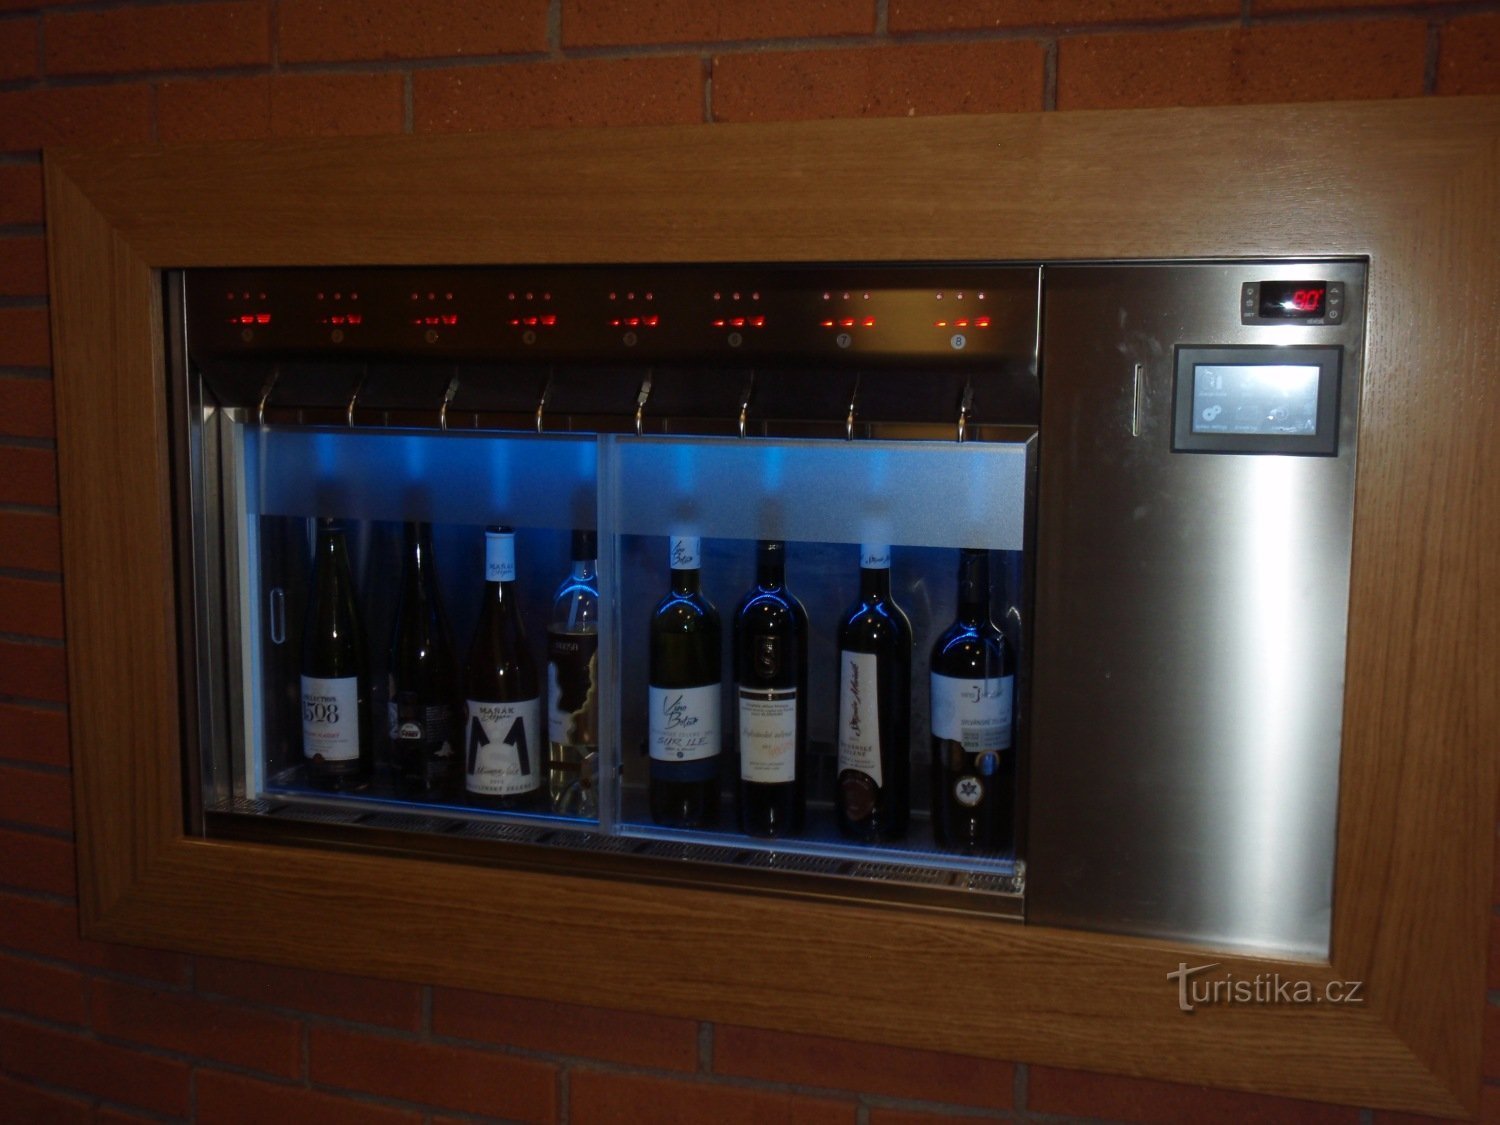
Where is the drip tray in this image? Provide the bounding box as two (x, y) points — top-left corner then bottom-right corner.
(205, 795), (1025, 919)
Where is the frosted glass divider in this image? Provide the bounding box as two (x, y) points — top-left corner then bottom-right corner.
(594, 434), (622, 836)
(603, 435), (1028, 551)
(254, 427), (598, 529)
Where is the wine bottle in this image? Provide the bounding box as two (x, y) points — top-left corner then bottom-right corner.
(300, 518), (372, 791)
(387, 521), (459, 798)
(648, 535), (722, 828)
(835, 544), (911, 841)
(546, 529), (600, 816)
(463, 526), (542, 810)
(733, 540), (807, 837)
(929, 549), (1016, 852)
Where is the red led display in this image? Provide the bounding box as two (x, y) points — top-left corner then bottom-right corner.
(821, 317), (876, 329)
(933, 316), (991, 328)
(510, 315), (558, 328)
(610, 315), (659, 328)
(229, 313), (272, 325)
(412, 315), (459, 327)
(712, 316), (767, 329)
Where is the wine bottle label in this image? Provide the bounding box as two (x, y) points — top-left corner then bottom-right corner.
(930, 672), (1014, 751)
(738, 687), (797, 783)
(859, 545), (891, 569)
(484, 532), (516, 583)
(547, 632), (599, 749)
(388, 698), (456, 752)
(464, 697), (541, 795)
(836, 650), (882, 787)
(669, 536), (701, 570)
(648, 682), (720, 762)
(301, 675), (361, 762)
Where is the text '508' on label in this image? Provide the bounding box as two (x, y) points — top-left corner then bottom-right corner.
(837, 651), (882, 786)
(649, 683), (720, 761)
(739, 687), (797, 783)
(931, 673), (1014, 751)
(465, 697), (540, 795)
(301, 675), (361, 762)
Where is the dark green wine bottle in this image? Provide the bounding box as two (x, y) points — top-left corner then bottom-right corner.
(463, 526), (542, 810)
(834, 544), (911, 842)
(300, 518), (372, 791)
(388, 521), (459, 798)
(648, 535), (722, 828)
(733, 540), (807, 838)
(929, 549), (1015, 853)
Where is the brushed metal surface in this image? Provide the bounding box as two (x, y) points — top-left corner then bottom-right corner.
(1027, 261), (1365, 958)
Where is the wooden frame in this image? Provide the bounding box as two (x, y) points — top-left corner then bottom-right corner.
(45, 97), (1498, 1117)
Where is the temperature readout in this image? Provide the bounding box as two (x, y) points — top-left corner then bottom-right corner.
(1258, 280), (1327, 319)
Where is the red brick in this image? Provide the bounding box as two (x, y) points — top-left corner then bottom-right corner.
(0, 512), (61, 574)
(1254, 0), (1450, 10)
(570, 1069), (855, 1125)
(0, 893), (187, 983)
(158, 76), (273, 144)
(198, 1069), (425, 1125)
(1028, 1065), (1360, 1124)
(0, 238), (47, 298)
(0, 825), (73, 895)
(90, 978), (302, 1078)
(1057, 20), (1427, 110)
(0, 1073), (90, 1125)
(0, 17), (37, 81)
(94, 1110), (169, 1125)
(44, 2), (270, 76)
(413, 56), (703, 132)
(0, 377), (53, 439)
(0, 164), (43, 225)
(0, 447), (56, 507)
(869, 1111), (979, 1125)
(0, 638), (67, 703)
(158, 72), (406, 143)
(270, 72), (405, 137)
(712, 41), (1046, 123)
(562, 0), (873, 47)
(0, 576), (64, 640)
(309, 1025), (557, 1121)
(0, 763), (70, 830)
(714, 1024), (1011, 1107)
(1438, 13), (1500, 96)
(890, 0), (1237, 30)
(0, 307), (50, 368)
(279, 0), (548, 63)
(0, 702), (68, 766)
(0, 85), (152, 151)
(0, 1016), (190, 1116)
(196, 955), (423, 1030)
(0, 949), (86, 1024)
(432, 986), (698, 1070)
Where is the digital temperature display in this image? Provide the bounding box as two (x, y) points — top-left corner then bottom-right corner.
(1258, 280), (1327, 319)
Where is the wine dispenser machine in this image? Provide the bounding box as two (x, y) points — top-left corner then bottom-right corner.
(173, 260), (1364, 958)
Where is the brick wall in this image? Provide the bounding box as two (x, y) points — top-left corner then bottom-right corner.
(2, 2), (1498, 1122)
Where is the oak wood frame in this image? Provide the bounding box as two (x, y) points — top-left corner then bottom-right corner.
(45, 97), (1498, 1117)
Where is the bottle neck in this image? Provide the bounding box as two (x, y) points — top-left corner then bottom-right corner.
(755, 541), (785, 589)
(570, 557), (597, 582)
(671, 567), (702, 595)
(955, 550), (991, 626)
(402, 523), (436, 592)
(858, 565), (892, 601)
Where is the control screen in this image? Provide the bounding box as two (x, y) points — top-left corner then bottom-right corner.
(1190, 364), (1320, 436)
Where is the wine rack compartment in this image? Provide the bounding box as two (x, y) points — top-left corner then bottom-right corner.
(176, 265), (1041, 919)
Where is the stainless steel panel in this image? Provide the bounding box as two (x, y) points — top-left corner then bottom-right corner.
(1027, 261), (1365, 958)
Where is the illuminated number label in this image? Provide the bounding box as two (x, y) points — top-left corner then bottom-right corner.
(1293, 288), (1324, 312)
